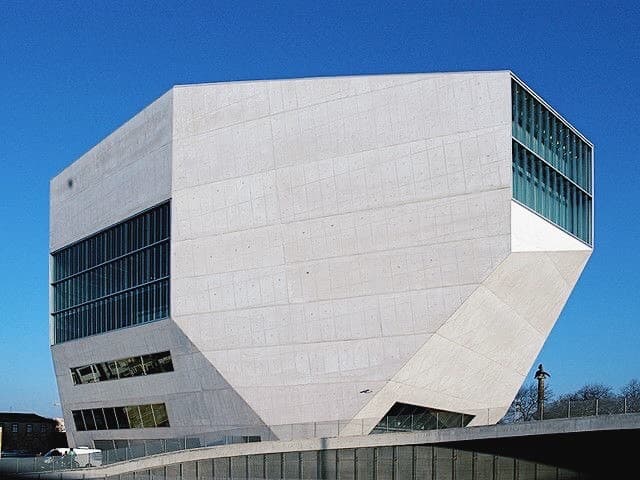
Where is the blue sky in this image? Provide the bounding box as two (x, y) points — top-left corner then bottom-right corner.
(0, 1), (638, 418)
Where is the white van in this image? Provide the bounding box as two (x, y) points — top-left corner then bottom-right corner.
(43, 446), (102, 468)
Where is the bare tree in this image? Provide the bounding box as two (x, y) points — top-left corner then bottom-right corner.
(502, 382), (553, 423)
(559, 383), (613, 401)
(620, 379), (640, 398)
(621, 379), (640, 412)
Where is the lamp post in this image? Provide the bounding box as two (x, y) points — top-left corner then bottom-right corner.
(534, 364), (550, 420)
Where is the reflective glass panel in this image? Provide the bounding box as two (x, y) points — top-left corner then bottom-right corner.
(93, 408), (106, 430)
(139, 404), (155, 428)
(83, 410), (96, 431)
(51, 202), (170, 343)
(114, 407), (130, 429)
(104, 407), (118, 430)
(141, 351), (174, 375)
(72, 403), (169, 431)
(511, 79), (592, 245)
(72, 410), (86, 431)
(116, 356), (144, 378)
(126, 406), (143, 429)
(371, 403), (473, 433)
(151, 404), (170, 427)
(70, 351), (173, 385)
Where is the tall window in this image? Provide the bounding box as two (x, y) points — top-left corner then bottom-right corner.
(51, 202), (170, 343)
(511, 80), (593, 245)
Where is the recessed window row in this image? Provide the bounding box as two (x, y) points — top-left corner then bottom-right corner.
(53, 279), (169, 343)
(513, 141), (592, 245)
(51, 202), (170, 344)
(72, 403), (170, 431)
(512, 79), (592, 193)
(53, 202), (170, 282)
(53, 242), (169, 313)
(71, 351), (174, 385)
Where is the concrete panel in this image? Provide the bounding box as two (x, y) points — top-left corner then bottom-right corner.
(50, 91), (173, 251)
(511, 201), (591, 252)
(348, 248), (592, 431)
(51, 319), (269, 447)
(169, 71), (514, 430)
(51, 71), (593, 444)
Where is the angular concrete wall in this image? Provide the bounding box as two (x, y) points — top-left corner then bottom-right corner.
(49, 91), (173, 252)
(169, 72), (515, 432)
(51, 72), (592, 446)
(51, 319), (271, 448)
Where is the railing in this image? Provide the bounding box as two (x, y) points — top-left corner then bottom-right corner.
(0, 454), (102, 475)
(539, 396), (640, 420)
(501, 396), (640, 423)
(0, 414), (479, 474)
(2, 398), (638, 474)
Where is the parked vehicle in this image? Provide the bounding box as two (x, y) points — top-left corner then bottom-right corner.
(42, 447), (101, 468)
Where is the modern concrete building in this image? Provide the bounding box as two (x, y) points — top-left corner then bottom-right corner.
(49, 71), (593, 449)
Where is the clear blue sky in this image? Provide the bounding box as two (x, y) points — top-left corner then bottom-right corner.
(0, 1), (638, 418)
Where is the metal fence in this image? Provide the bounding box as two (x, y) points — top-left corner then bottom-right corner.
(504, 396), (640, 422)
(543, 396), (640, 419)
(0, 453), (102, 475)
(2, 397), (639, 475)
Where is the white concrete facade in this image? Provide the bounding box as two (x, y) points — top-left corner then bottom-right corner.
(50, 71), (592, 447)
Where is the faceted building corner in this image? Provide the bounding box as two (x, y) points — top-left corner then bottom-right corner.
(49, 71), (593, 448)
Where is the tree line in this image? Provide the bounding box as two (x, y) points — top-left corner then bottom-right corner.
(502, 378), (640, 423)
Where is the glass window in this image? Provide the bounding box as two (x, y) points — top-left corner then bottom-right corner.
(139, 404), (155, 428)
(114, 407), (130, 429)
(372, 403), (473, 433)
(126, 406), (143, 429)
(511, 79), (592, 198)
(11, 423), (18, 433)
(152, 404), (170, 427)
(83, 410), (97, 431)
(116, 356), (144, 378)
(72, 411), (85, 431)
(104, 408), (118, 430)
(93, 409), (107, 430)
(75, 365), (96, 384)
(511, 140), (592, 245)
(26, 424), (32, 433)
(94, 361), (119, 382)
(71, 351), (173, 385)
(71, 404), (169, 431)
(51, 202), (170, 343)
(141, 351), (174, 375)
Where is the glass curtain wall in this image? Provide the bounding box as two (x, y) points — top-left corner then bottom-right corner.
(51, 202), (170, 343)
(511, 79), (593, 245)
